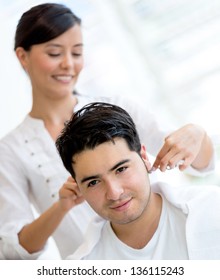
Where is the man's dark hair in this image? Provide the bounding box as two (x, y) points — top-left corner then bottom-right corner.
(56, 102), (141, 178)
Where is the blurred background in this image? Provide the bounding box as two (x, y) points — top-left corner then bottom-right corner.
(0, 0), (220, 258)
(1, 0), (220, 177)
(1, 0), (219, 184)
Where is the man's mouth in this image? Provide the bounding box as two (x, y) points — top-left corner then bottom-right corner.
(110, 198), (132, 211)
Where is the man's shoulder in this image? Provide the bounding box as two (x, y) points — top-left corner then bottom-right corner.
(66, 216), (106, 260)
(152, 182), (220, 210)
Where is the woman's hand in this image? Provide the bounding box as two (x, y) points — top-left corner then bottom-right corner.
(151, 124), (213, 172)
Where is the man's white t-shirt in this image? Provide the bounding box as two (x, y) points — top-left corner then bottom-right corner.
(73, 196), (189, 260)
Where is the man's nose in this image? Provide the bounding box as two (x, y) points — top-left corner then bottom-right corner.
(106, 180), (124, 201)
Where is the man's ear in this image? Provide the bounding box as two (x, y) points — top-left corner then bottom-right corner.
(15, 47), (29, 72)
(140, 144), (151, 172)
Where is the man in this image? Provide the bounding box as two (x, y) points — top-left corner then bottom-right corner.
(56, 102), (220, 259)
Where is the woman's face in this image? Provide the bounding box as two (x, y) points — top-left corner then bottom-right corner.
(16, 24), (83, 100)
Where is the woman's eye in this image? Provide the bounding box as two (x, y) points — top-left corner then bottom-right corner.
(72, 53), (82, 57)
(88, 180), (99, 187)
(48, 53), (60, 57)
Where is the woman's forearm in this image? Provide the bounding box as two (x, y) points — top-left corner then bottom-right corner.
(191, 131), (214, 170)
(18, 201), (67, 253)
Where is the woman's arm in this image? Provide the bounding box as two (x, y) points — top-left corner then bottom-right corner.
(18, 177), (84, 253)
(151, 124), (214, 172)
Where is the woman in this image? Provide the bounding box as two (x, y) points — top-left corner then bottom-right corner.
(0, 3), (214, 259)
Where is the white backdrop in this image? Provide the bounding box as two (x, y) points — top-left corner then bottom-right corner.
(0, 0), (220, 260)
(1, 0), (220, 139)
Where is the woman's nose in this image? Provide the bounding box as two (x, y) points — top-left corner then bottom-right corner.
(60, 53), (74, 69)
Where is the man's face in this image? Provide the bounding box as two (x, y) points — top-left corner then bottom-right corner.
(73, 138), (151, 226)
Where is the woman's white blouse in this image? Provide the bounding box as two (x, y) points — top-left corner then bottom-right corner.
(0, 94), (214, 259)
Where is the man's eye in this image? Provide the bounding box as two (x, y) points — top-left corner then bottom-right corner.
(116, 166), (127, 173)
(88, 180), (99, 187)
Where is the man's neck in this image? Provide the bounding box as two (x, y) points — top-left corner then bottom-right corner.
(111, 193), (162, 249)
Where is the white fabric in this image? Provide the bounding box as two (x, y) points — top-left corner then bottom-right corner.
(0, 94), (214, 259)
(68, 183), (220, 260)
(72, 197), (188, 260)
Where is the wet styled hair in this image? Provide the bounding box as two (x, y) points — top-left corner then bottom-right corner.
(56, 102), (142, 178)
(14, 3), (81, 50)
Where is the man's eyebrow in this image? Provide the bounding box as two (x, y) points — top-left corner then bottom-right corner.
(81, 175), (99, 184)
(109, 159), (130, 172)
(80, 159), (130, 184)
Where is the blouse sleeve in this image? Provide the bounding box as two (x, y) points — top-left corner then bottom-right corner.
(0, 141), (48, 259)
